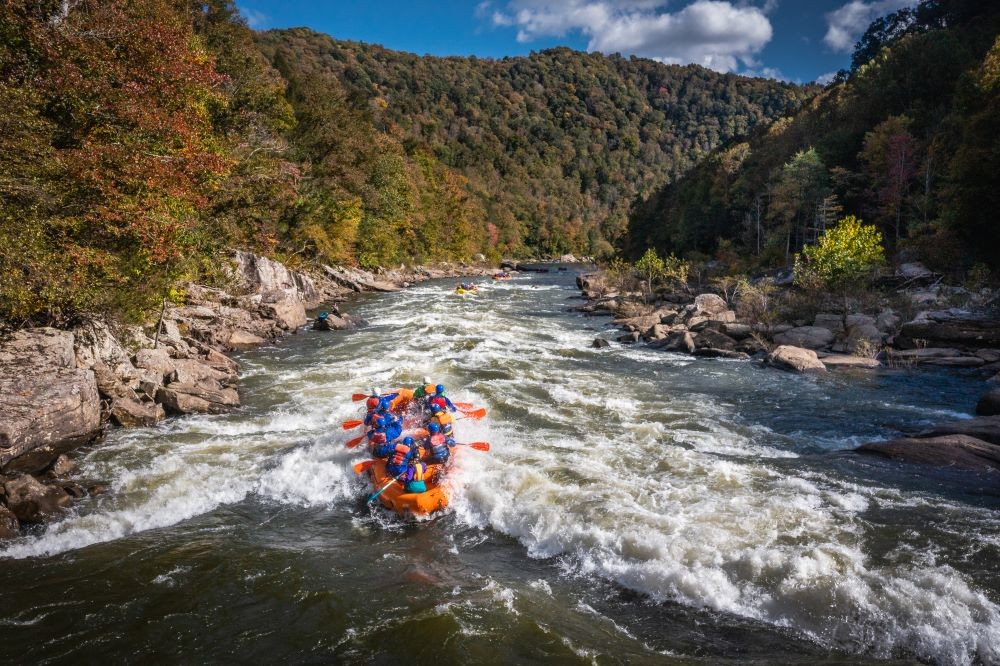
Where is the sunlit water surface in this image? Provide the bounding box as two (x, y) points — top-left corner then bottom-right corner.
(2, 269), (998, 665)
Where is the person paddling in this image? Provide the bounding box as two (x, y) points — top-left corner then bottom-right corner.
(422, 422), (450, 464)
(375, 436), (425, 492)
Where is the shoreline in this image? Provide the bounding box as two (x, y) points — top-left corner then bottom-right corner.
(0, 254), (497, 539)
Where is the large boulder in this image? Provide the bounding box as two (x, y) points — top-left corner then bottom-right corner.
(260, 299), (307, 332)
(652, 330), (696, 354)
(856, 435), (1000, 473)
(917, 416), (1000, 446)
(694, 293), (728, 316)
(134, 348), (176, 382)
(694, 329), (737, 351)
(156, 382), (239, 415)
(227, 330), (267, 351)
(842, 323), (883, 353)
(72, 320), (138, 387)
(1, 329), (102, 474)
(977, 390), (1000, 417)
(897, 262), (935, 280)
(766, 345), (827, 373)
(110, 398), (166, 427)
(773, 326), (835, 350)
(820, 354), (880, 369)
(234, 251), (322, 308)
(900, 309), (1000, 349)
(3, 475), (72, 523)
(0, 505), (18, 540)
(170, 358), (236, 388)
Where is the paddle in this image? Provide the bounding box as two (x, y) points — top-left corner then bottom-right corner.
(455, 441), (490, 452)
(342, 419), (363, 430)
(454, 402), (474, 409)
(353, 460), (375, 474)
(351, 393), (368, 402)
(456, 408), (487, 421)
(368, 470), (407, 504)
(345, 433), (366, 448)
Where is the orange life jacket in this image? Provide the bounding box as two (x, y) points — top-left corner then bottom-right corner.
(389, 443), (412, 466)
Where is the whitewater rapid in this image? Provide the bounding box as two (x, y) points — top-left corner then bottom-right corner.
(3, 274), (999, 665)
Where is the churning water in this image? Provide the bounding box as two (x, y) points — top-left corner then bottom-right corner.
(2, 269), (999, 665)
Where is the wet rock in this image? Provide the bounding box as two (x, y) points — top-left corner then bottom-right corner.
(693, 348), (750, 360)
(889, 347), (964, 360)
(766, 345), (827, 373)
(979, 390), (1000, 417)
(312, 313), (350, 331)
(694, 329), (737, 351)
(617, 331), (641, 344)
(49, 454), (76, 477)
(918, 416), (1000, 446)
(736, 337), (769, 355)
(819, 355), (880, 369)
(856, 435), (1000, 473)
(645, 323), (670, 341)
(773, 326), (835, 350)
(694, 293), (728, 316)
(921, 357), (985, 368)
(591, 338), (611, 349)
(654, 331), (696, 354)
(88, 484), (110, 497)
(3, 475), (72, 523)
(0, 505), (19, 540)
(155, 383), (240, 415)
(0, 365), (101, 475)
(61, 482), (87, 499)
(111, 397), (166, 427)
(227, 330), (267, 351)
(260, 299), (307, 332)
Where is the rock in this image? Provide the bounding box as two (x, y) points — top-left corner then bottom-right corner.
(49, 454), (76, 477)
(203, 348), (239, 374)
(322, 265), (400, 293)
(694, 329), (737, 351)
(876, 309), (902, 333)
(694, 293), (728, 316)
(657, 331), (696, 354)
(766, 345), (827, 373)
(921, 357), (986, 368)
(900, 309), (1000, 349)
(693, 348), (750, 360)
(721, 323), (752, 340)
(857, 435), (1000, 473)
(975, 349), (1000, 363)
(842, 324), (883, 353)
(773, 326), (835, 350)
(0, 505), (18, 540)
(3, 475), (72, 523)
(0, 327), (75, 369)
(88, 484), (110, 497)
(813, 314), (845, 332)
(710, 310), (737, 324)
(170, 358), (236, 387)
(889, 347), (964, 360)
(134, 348), (176, 380)
(976, 389), (1000, 416)
(260, 299), (307, 331)
(591, 338), (611, 349)
(897, 262), (934, 280)
(155, 382), (240, 415)
(235, 250), (321, 308)
(617, 331), (641, 344)
(111, 398), (166, 427)
(227, 330), (267, 351)
(820, 355), (881, 369)
(918, 416), (1000, 446)
(0, 367), (101, 475)
(559, 254), (577, 263)
(72, 319), (138, 387)
(737, 337), (769, 355)
(646, 323), (670, 341)
(92, 362), (132, 399)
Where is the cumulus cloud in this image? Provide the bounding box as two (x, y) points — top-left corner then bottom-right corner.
(489, 1), (775, 73)
(815, 70), (838, 84)
(239, 6), (269, 29)
(823, 0), (914, 52)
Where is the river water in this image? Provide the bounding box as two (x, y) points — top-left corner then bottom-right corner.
(2, 269), (999, 665)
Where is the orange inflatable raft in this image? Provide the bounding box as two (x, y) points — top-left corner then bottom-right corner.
(368, 456), (451, 516)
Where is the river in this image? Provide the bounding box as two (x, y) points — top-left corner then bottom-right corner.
(2, 268), (999, 665)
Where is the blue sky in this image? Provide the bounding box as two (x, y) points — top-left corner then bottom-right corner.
(235, 0), (914, 83)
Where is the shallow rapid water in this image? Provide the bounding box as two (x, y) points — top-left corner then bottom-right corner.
(2, 269), (999, 665)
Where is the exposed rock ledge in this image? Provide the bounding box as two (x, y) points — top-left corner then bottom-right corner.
(0, 253), (491, 538)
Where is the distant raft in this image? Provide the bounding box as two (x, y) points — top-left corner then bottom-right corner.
(455, 285), (478, 294)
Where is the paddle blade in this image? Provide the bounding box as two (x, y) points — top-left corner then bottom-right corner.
(467, 442), (490, 452)
(351, 393), (368, 402)
(342, 419), (363, 430)
(346, 434), (366, 448)
(464, 408), (487, 420)
(353, 460), (375, 474)
(454, 402), (475, 410)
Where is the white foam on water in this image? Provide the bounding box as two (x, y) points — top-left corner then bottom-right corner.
(3, 275), (998, 665)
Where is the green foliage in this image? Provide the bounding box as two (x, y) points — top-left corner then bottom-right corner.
(627, 0), (1000, 273)
(793, 216), (885, 292)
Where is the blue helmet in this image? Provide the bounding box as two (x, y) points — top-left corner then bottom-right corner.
(428, 422), (440, 434)
(378, 397), (392, 410)
(403, 436), (414, 445)
(435, 384), (445, 395)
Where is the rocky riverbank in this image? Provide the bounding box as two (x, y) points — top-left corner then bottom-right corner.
(0, 254), (493, 539)
(574, 267), (1000, 482)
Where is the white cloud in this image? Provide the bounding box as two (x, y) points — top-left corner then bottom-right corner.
(815, 70), (838, 84)
(489, 1), (775, 73)
(240, 6), (269, 29)
(822, 0), (913, 52)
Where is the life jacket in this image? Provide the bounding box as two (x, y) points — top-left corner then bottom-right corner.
(429, 433), (448, 459)
(410, 461), (425, 481)
(433, 412), (454, 436)
(389, 443), (412, 467)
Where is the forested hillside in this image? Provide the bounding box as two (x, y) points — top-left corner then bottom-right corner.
(257, 30), (811, 261)
(0, 0), (808, 327)
(626, 0), (1000, 274)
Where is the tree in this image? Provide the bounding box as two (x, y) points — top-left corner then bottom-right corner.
(634, 249), (665, 301)
(768, 148), (829, 257)
(860, 116), (918, 243)
(794, 215), (885, 323)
